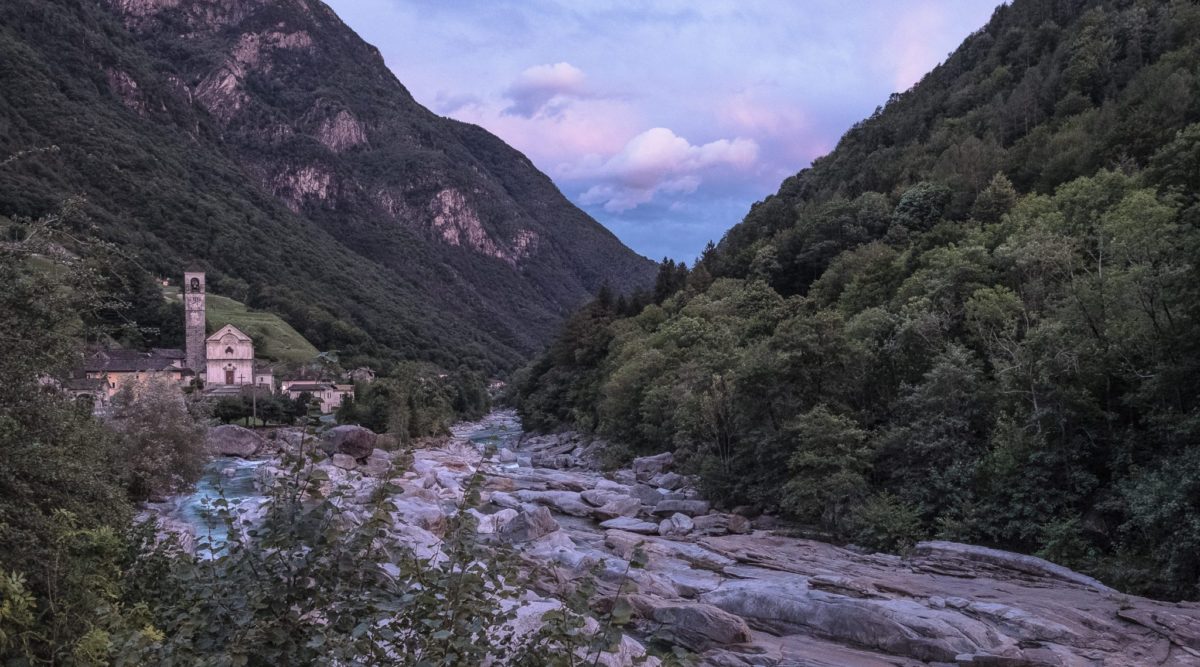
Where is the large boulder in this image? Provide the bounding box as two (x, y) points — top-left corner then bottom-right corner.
(499, 506), (560, 542)
(320, 425), (378, 459)
(207, 424), (264, 458)
(659, 513), (695, 537)
(632, 452), (673, 481)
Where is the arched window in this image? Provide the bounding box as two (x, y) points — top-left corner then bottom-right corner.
(225, 347), (234, 355)
(190, 277), (200, 292)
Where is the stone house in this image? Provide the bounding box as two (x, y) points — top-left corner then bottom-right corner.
(78, 348), (193, 399)
(282, 380), (353, 414)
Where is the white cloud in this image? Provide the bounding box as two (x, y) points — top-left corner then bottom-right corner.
(571, 127), (757, 212)
(503, 62), (588, 118)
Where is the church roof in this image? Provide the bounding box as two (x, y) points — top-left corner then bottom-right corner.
(206, 324), (252, 342)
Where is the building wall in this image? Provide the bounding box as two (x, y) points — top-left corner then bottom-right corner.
(88, 369), (187, 398)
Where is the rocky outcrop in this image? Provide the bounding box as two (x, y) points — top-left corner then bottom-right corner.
(206, 424), (264, 457)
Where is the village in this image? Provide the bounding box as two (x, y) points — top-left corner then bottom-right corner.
(57, 269), (370, 420)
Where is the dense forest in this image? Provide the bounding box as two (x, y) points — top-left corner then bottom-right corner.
(516, 0), (1200, 599)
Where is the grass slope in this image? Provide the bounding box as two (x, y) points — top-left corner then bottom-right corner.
(165, 287), (318, 363)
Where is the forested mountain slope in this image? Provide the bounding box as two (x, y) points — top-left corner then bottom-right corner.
(0, 0), (653, 371)
(516, 0), (1200, 599)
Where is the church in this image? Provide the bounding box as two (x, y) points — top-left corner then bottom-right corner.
(184, 269), (273, 391)
(66, 269), (273, 406)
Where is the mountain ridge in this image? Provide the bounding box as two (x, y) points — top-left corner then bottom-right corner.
(0, 0), (655, 371)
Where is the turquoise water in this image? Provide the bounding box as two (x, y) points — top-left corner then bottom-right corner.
(460, 411), (522, 449)
(169, 457), (268, 556)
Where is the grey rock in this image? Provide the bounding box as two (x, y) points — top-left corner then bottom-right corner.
(514, 489), (593, 517)
(331, 453), (357, 470)
(692, 513), (753, 536)
(498, 447), (518, 463)
(320, 425), (378, 459)
(911, 541), (1115, 593)
(652, 499), (711, 517)
(581, 488), (626, 507)
(632, 452), (673, 481)
(626, 595), (752, 650)
(650, 471), (685, 490)
(629, 484), (665, 506)
(599, 517), (660, 535)
(206, 424), (264, 458)
(659, 512), (695, 537)
(360, 449), (393, 477)
(499, 505), (560, 542)
(592, 496), (642, 521)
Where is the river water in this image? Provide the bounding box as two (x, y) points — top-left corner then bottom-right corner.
(169, 410), (525, 555)
(163, 457), (268, 556)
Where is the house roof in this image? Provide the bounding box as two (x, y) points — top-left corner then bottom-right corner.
(81, 349), (184, 372)
(207, 324), (251, 342)
(285, 383), (332, 392)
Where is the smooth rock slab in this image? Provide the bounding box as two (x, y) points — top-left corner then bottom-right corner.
(626, 594), (753, 650)
(599, 517), (660, 535)
(514, 489), (593, 517)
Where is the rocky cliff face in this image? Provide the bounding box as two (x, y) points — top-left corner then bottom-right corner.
(0, 0), (653, 370)
(106, 0), (651, 287)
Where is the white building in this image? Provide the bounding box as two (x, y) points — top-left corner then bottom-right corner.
(206, 324), (255, 386)
(282, 380), (354, 413)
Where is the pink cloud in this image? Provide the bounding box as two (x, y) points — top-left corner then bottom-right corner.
(504, 62), (588, 117)
(570, 127), (758, 212)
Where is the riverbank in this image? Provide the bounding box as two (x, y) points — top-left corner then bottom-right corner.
(153, 411), (1200, 665)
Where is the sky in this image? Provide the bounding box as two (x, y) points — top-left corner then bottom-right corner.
(324, 0), (1004, 262)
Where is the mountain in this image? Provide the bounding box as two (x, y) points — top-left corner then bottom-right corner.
(0, 0), (654, 372)
(515, 0), (1200, 599)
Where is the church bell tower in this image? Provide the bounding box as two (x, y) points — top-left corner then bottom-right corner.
(184, 268), (206, 373)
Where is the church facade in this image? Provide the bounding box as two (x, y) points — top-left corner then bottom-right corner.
(205, 324), (255, 386)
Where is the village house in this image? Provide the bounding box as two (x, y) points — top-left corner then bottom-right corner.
(77, 348), (193, 399)
(282, 379), (353, 414)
